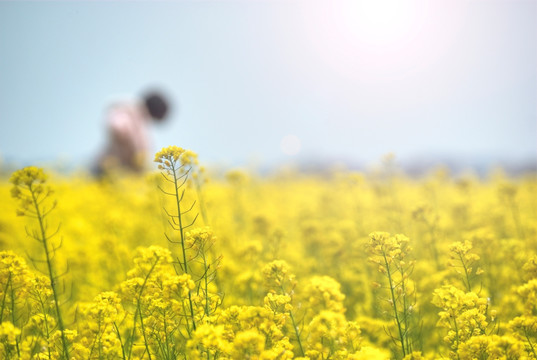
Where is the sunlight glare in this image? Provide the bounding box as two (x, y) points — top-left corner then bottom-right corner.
(300, 0), (431, 81)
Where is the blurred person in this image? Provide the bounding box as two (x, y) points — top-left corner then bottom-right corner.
(93, 90), (170, 176)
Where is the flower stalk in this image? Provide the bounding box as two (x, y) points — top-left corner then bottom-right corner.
(10, 167), (70, 360)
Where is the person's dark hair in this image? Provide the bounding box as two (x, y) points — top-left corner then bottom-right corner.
(143, 91), (169, 121)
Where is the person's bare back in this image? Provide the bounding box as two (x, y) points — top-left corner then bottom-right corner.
(93, 90), (170, 176)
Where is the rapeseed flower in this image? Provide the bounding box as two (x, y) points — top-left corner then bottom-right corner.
(1, 148), (535, 359)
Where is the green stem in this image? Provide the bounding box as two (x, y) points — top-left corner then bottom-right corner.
(138, 304), (152, 360)
(171, 162), (196, 332)
(113, 322), (127, 360)
(37, 293), (53, 360)
(171, 164), (189, 276)
(525, 331), (537, 359)
(181, 298), (193, 339)
(289, 310), (305, 357)
(400, 265), (411, 355)
(203, 254), (210, 318)
(10, 283), (21, 358)
(0, 272), (12, 323)
(163, 313), (171, 360)
(280, 284), (304, 357)
(88, 317), (104, 360)
(126, 257), (159, 360)
(458, 253), (472, 293)
(30, 185), (70, 360)
(382, 252), (406, 358)
(452, 317), (461, 360)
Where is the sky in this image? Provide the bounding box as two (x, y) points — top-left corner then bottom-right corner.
(0, 0), (536, 171)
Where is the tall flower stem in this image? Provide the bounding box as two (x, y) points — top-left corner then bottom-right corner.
(30, 185), (70, 360)
(0, 273), (11, 323)
(126, 257), (159, 360)
(171, 162), (197, 332)
(382, 252), (407, 358)
(367, 232), (417, 359)
(277, 283), (304, 357)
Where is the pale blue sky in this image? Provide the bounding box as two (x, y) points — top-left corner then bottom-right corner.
(1, 0), (536, 170)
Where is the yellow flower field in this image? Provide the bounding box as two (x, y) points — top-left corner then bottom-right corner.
(0, 146), (536, 359)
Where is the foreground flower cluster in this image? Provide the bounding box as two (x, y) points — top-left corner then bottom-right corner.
(0, 147), (535, 359)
